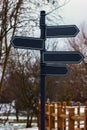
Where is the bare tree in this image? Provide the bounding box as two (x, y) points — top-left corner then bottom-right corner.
(3, 50), (40, 127)
(0, 0), (23, 96)
(67, 23), (87, 102)
(0, 0), (70, 99)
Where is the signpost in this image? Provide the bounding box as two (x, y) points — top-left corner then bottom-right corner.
(11, 36), (44, 50)
(10, 10), (84, 130)
(46, 25), (79, 38)
(43, 51), (84, 64)
(40, 11), (46, 130)
(43, 65), (68, 76)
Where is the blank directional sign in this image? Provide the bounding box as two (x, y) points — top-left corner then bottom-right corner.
(43, 51), (84, 64)
(46, 25), (79, 38)
(11, 36), (44, 50)
(43, 65), (68, 76)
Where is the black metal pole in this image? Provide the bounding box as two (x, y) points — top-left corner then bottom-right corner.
(40, 11), (46, 130)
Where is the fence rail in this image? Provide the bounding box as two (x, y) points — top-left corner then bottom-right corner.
(38, 101), (87, 130)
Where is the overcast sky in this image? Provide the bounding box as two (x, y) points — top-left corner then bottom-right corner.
(52, 0), (87, 50)
(61, 0), (87, 25)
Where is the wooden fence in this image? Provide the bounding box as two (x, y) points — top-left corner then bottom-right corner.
(38, 101), (87, 130)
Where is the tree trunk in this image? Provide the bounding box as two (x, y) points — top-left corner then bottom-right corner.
(15, 108), (19, 121)
(26, 110), (32, 128)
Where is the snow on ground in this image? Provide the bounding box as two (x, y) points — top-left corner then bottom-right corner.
(19, 128), (38, 130)
(0, 127), (38, 130)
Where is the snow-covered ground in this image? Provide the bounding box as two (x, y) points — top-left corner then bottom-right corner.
(19, 128), (38, 130)
(0, 125), (38, 130)
(0, 127), (38, 130)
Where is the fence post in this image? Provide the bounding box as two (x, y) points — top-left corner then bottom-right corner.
(63, 102), (67, 130)
(69, 101), (73, 106)
(69, 107), (74, 130)
(57, 103), (63, 130)
(84, 108), (87, 130)
(77, 102), (80, 129)
(50, 102), (55, 130)
(45, 102), (50, 129)
(84, 102), (87, 130)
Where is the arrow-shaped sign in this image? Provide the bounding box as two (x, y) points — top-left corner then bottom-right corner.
(42, 65), (68, 76)
(46, 25), (79, 38)
(11, 36), (44, 50)
(43, 51), (84, 64)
